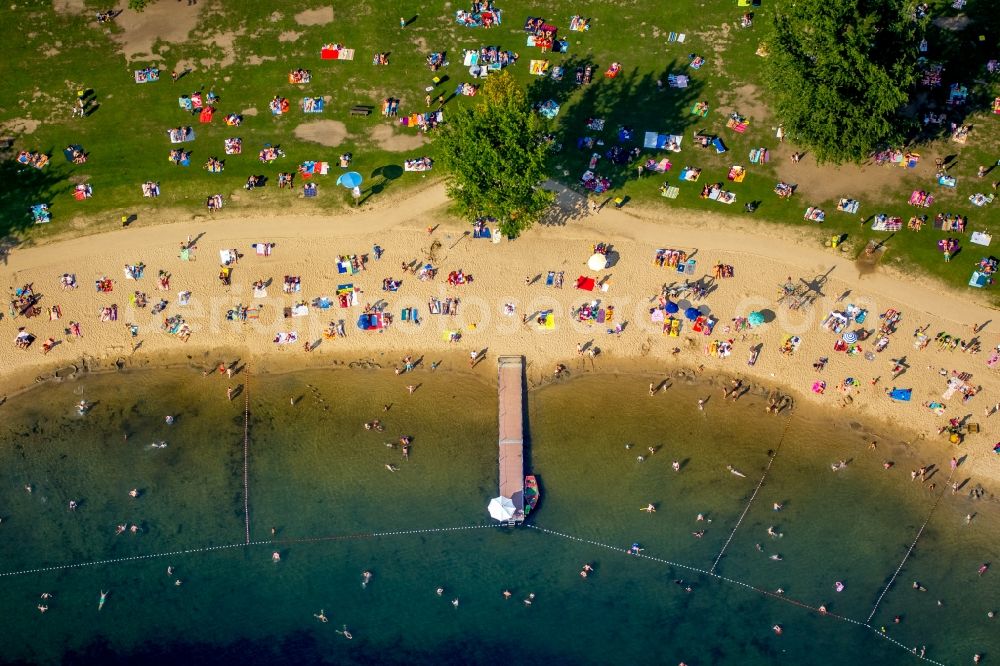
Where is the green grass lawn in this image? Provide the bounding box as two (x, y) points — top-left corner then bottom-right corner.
(1, 0), (997, 299)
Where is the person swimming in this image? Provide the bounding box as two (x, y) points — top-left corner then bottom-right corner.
(436, 587), (444, 597)
(503, 590), (512, 599)
(98, 590), (109, 611)
(336, 624), (352, 640)
(272, 552), (281, 563)
(165, 415), (174, 425)
(314, 609), (328, 623)
(773, 502), (783, 511)
(727, 465), (746, 477)
(769, 554), (783, 561)
(451, 598), (460, 608)
(641, 504), (656, 513)
(361, 570), (372, 588)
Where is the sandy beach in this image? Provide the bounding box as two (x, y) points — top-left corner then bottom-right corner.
(2, 184), (998, 478)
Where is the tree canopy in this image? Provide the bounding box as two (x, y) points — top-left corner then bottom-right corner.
(435, 71), (553, 238)
(766, 0), (924, 164)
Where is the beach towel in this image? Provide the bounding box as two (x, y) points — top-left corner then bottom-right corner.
(575, 276), (596, 291)
(837, 198), (860, 214)
(889, 388), (912, 401)
(302, 97), (325, 113)
(712, 137), (727, 154)
(661, 186), (680, 199)
(970, 232), (992, 247)
(643, 132), (683, 152)
(529, 60), (549, 75)
(168, 127), (195, 143)
(321, 46), (354, 60)
(666, 32), (686, 43)
(667, 74), (689, 88)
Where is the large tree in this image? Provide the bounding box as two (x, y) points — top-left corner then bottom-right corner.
(766, 0), (924, 163)
(435, 71), (553, 238)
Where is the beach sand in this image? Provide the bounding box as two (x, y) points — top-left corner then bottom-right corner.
(2, 183), (997, 480)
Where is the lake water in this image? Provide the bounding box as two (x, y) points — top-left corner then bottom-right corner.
(1, 364), (996, 665)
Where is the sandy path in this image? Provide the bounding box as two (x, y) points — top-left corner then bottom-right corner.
(2, 182), (997, 483)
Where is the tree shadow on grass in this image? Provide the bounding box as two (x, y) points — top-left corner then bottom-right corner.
(0, 159), (73, 251)
(907, 0), (999, 141)
(533, 61), (704, 194)
(360, 164), (405, 204)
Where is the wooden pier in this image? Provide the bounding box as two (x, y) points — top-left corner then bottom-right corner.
(497, 356), (525, 522)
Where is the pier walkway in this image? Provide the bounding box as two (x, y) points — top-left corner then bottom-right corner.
(497, 356), (525, 522)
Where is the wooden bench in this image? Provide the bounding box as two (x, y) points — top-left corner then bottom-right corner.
(350, 106), (372, 117)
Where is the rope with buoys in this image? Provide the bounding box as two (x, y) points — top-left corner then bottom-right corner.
(711, 416), (793, 573)
(528, 523), (948, 666)
(865, 468), (955, 624)
(242, 362), (251, 545)
(0, 524), (502, 579)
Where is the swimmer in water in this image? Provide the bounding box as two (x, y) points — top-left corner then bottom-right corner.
(167, 567), (174, 576)
(128, 489), (139, 498)
(272, 552), (281, 563)
(692, 530), (705, 538)
(362, 570), (372, 588)
(436, 587), (444, 597)
(314, 609), (328, 623)
(115, 524), (126, 535)
(773, 502), (783, 511)
(524, 593), (535, 606)
(38, 604), (48, 613)
(40, 593), (53, 599)
(451, 598), (459, 608)
(503, 590), (512, 599)
(769, 554), (783, 561)
(583, 564), (594, 573)
(98, 590), (109, 611)
(696, 513), (705, 521)
(336, 625), (353, 640)
(672, 460), (681, 472)
(641, 504), (656, 513)
(165, 415), (174, 425)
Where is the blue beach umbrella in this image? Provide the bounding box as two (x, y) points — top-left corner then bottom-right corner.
(748, 311), (764, 327)
(665, 301), (679, 314)
(337, 171), (363, 189)
(684, 307), (701, 321)
(842, 331), (858, 344)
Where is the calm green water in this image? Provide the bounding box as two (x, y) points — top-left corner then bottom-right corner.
(0, 365), (997, 665)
